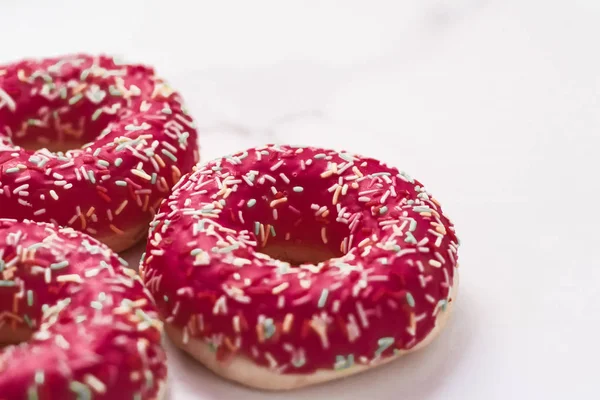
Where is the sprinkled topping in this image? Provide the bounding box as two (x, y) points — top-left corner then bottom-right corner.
(0, 54), (199, 251)
(0, 219), (167, 399)
(143, 144), (459, 378)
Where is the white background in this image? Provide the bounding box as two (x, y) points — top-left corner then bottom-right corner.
(2, 1), (600, 399)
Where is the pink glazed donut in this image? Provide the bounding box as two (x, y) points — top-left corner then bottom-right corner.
(0, 54), (199, 252)
(141, 144), (460, 390)
(0, 219), (167, 400)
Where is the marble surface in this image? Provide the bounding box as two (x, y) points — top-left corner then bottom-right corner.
(2, 1), (600, 399)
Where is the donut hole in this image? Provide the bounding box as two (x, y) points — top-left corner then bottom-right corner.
(253, 218), (350, 265)
(13, 137), (85, 153)
(11, 134), (90, 153)
(259, 242), (341, 265)
(0, 325), (32, 347)
(6, 110), (111, 153)
(233, 188), (355, 265)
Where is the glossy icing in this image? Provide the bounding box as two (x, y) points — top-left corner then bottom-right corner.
(142, 144), (459, 374)
(0, 54), (199, 247)
(0, 219), (166, 399)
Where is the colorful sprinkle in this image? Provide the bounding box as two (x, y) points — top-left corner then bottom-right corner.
(0, 54), (198, 253)
(141, 144), (459, 382)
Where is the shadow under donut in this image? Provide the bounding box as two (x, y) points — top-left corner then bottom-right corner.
(163, 287), (477, 400)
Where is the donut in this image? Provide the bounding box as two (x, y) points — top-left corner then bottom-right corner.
(141, 144), (460, 390)
(0, 54), (199, 252)
(0, 218), (167, 399)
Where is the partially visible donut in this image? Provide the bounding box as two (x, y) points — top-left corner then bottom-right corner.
(141, 144), (460, 390)
(0, 219), (167, 399)
(0, 54), (199, 252)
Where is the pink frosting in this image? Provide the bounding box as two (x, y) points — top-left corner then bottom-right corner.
(142, 145), (459, 375)
(0, 54), (199, 243)
(0, 219), (166, 399)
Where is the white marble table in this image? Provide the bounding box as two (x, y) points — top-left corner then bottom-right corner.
(2, 1), (599, 399)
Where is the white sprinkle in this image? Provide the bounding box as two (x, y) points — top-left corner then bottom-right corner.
(233, 315), (241, 333)
(212, 295), (228, 315)
(272, 282), (289, 294)
(0, 87), (16, 111)
(84, 374), (107, 394)
(12, 184), (29, 194)
(279, 173), (290, 184)
(356, 301), (369, 328)
(182, 327), (189, 344)
(332, 300), (341, 313)
(270, 160), (284, 171)
(57, 274), (83, 283)
(381, 190), (391, 204)
(263, 174), (276, 183)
